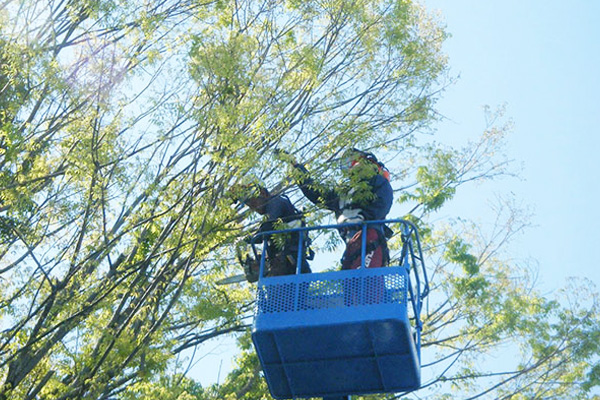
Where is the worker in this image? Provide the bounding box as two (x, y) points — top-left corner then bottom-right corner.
(235, 183), (312, 281)
(284, 148), (393, 270)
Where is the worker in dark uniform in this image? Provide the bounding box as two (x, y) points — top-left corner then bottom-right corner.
(285, 148), (393, 271)
(236, 184), (312, 281)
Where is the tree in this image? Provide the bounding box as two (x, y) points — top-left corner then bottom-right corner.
(1, 1), (598, 400)
(200, 110), (600, 400)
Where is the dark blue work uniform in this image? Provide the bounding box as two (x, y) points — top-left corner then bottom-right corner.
(293, 163), (392, 230)
(292, 161), (393, 269)
(258, 194), (312, 276)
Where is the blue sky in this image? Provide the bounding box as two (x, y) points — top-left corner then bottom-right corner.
(422, 0), (600, 292)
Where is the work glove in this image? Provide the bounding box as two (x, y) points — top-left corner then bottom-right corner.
(337, 209), (365, 225)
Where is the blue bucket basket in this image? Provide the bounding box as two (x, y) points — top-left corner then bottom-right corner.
(251, 220), (428, 399)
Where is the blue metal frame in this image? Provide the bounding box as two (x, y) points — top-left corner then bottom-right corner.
(251, 218), (429, 366)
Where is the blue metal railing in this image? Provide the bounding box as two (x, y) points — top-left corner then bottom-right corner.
(250, 218), (429, 346)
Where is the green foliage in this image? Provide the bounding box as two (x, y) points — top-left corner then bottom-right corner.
(444, 237), (479, 275)
(122, 374), (204, 400)
(399, 147), (458, 212)
(206, 331), (270, 400)
(0, 38), (43, 243)
(1, 1), (598, 400)
(420, 217), (600, 399)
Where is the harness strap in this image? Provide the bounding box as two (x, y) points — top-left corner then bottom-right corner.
(343, 228), (389, 268)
